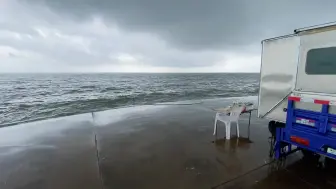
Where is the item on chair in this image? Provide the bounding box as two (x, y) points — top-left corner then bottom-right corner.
(214, 101), (254, 114)
(213, 105), (245, 140)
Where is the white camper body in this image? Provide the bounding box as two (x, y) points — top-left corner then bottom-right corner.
(258, 24), (336, 122)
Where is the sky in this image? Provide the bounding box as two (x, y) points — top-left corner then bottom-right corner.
(1, 0), (336, 73)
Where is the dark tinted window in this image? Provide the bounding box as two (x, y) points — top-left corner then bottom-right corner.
(306, 47), (336, 75)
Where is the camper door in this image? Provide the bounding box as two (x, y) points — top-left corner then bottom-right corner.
(258, 35), (299, 122)
(296, 29), (336, 94)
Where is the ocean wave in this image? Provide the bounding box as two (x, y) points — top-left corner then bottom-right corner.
(80, 85), (97, 89)
(14, 87), (26, 90)
(1, 86), (260, 125)
(18, 104), (33, 108)
(64, 89), (85, 94)
(253, 87), (260, 93)
(100, 87), (119, 93)
(0, 73), (260, 126)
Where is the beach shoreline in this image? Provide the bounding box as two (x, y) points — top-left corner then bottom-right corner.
(0, 96), (258, 128)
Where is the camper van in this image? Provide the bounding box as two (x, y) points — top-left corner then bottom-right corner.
(258, 23), (336, 160)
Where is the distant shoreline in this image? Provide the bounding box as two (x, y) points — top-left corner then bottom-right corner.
(0, 72), (260, 74)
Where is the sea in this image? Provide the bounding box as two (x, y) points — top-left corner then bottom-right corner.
(0, 73), (259, 126)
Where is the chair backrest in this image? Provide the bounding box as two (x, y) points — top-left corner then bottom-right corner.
(229, 106), (245, 120)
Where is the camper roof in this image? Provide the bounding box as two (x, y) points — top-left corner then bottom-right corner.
(262, 21), (336, 43)
(294, 21), (336, 34)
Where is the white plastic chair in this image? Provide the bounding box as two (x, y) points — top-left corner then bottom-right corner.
(213, 106), (245, 140)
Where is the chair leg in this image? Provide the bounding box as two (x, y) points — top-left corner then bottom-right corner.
(236, 121), (240, 138)
(225, 122), (231, 140)
(213, 116), (218, 136)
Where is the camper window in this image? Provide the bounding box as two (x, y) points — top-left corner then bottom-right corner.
(306, 47), (336, 75)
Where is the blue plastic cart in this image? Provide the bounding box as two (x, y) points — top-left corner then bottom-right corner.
(274, 96), (336, 159)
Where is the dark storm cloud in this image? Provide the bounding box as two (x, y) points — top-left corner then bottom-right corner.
(2, 0), (336, 72)
(25, 0), (336, 50)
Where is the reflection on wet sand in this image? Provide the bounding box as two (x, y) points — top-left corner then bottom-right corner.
(213, 136), (253, 152)
(215, 148), (336, 189)
(0, 97), (335, 189)
(252, 157), (336, 189)
(211, 137), (253, 178)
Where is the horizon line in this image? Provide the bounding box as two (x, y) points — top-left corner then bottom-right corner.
(0, 72), (260, 74)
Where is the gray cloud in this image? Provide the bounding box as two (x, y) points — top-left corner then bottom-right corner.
(25, 0), (336, 50)
(1, 0), (336, 72)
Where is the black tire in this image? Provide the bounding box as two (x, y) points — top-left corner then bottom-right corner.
(268, 121), (276, 137)
(325, 157), (336, 170)
(268, 121), (286, 138)
(301, 149), (320, 161)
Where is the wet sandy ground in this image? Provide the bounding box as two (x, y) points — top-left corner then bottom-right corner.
(0, 97), (335, 189)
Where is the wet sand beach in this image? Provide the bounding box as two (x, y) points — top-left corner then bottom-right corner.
(0, 97), (335, 189)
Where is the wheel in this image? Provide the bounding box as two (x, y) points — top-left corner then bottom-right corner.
(301, 149), (320, 161)
(325, 157), (336, 171)
(268, 121), (276, 137)
(268, 121), (285, 138)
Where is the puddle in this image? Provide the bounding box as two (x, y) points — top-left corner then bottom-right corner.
(212, 136), (253, 152)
